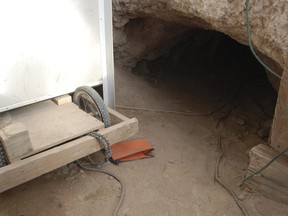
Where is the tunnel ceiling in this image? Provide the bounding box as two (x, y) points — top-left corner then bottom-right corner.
(112, 0), (288, 89)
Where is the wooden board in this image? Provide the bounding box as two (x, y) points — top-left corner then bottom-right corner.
(0, 117), (138, 193)
(245, 144), (288, 204)
(51, 95), (72, 105)
(0, 123), (33, 163)
(108, 107), (129, 124)
(270, 63), (288, 152)
(3, 100), (104, 156)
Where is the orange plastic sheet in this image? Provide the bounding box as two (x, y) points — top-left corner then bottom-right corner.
(111, 139), (154, 164)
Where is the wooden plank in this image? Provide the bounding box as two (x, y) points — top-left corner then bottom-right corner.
(7, 100), (104, 156)
(270, 63), (288, 151)
(0, 112), (12, 128)
(99, 118), (138, 144)
(0, 117), (138, 193)
(51, 95), (72, 105)
(0, 123), (32, 163)
(245, 144), (288, 204)
(108, 107), (129, 124)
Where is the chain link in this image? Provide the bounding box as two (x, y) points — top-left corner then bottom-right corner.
(0, 143), (7, 168)
(86, 131), (112, 166)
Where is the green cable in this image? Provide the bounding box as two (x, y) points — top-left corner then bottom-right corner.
(245, 0), (282, 79)
(244, 146), (288, 182)
(244, 0), (288, 182)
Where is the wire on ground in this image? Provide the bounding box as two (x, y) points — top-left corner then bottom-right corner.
(115, 93), (237, 117)
(214, 133), (249, 216)
(76, 161), (125, 216)
(215, 115), (249, 216)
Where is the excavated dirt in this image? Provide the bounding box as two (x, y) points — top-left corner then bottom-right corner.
(0, 34), (288, 215)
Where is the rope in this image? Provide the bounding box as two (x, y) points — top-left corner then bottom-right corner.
(245, 0), (281, 79)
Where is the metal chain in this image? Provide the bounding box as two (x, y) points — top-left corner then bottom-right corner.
(76, 132), (124, 216)
(86, 131), (112, 166)
(0, 143), (7, 168)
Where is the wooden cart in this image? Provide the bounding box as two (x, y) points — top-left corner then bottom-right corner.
(0, 94), (138, 193)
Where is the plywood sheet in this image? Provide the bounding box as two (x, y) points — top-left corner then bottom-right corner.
(5, 100), (104, 155)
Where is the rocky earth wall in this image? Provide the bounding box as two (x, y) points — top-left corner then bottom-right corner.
(112, 0), (288, 88)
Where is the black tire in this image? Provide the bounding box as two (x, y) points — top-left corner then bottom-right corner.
(0, 142), (7, 168)
(73, 86), (111, 128)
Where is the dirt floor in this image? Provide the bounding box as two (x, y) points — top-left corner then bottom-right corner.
(1, 52), (288, 215)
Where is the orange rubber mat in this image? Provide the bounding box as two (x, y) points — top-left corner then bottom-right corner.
(111, 138), (154, 164)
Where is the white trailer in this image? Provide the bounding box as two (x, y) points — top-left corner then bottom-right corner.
(0, 0), (138, 193)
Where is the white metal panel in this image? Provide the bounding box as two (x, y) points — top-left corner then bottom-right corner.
(0, 0), (114, 112)
(99, 0), (115, 108)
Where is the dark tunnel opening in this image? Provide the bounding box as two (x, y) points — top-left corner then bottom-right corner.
(131, 28), (278, 140)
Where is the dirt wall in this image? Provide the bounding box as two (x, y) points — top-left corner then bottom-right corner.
(112, 0), (288, 89)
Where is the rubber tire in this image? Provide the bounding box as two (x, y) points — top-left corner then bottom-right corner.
(73, 86), (111, 128)
(0, 143), (7, 167)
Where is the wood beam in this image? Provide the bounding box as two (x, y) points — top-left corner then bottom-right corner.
(271, 63), (288, 151)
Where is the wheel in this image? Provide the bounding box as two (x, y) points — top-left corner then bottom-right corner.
(73, 86), (111, 128)
(0, 142), (7, 168)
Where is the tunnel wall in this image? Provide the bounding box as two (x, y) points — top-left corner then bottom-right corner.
(112, 0), (288, 151)
(112, 0), (288, 89)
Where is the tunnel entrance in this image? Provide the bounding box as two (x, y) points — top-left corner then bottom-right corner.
(131, 29), (277, 142)
(113, 17), (288, 211)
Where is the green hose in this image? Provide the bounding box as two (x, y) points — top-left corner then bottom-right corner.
(245, 0), (282, 79)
